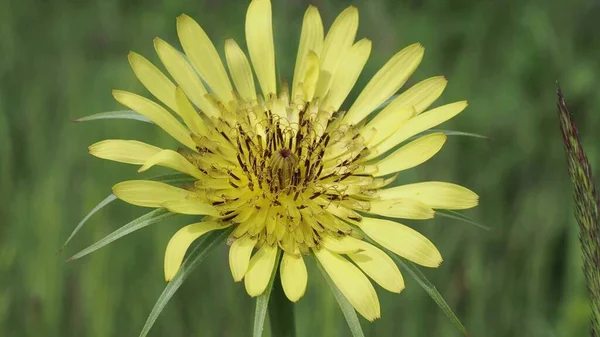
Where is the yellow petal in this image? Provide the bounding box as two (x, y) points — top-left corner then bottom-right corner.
(321, 38), (371, 110)
(280, 252), (307, 302)
(177, 14), (233, 103)
(162, 199), (218, 216)
(244, 244), (278, 296)
(128, 52), (178, 112)
(225, 39), (257, 102)
(362, 106), (415, 147)
(320, 235), (363, 254)
(344, 43), (425, 125)
(138, 149), (204, 179)
(88, 140), (161, 165)
(246, 0), (276, 97)
(314, 248), (380, 321)
(164, 222), (227, 281)
(291, 5), (324, 99)
(112, 180), (196, 208)
(369, 133), (447, 176)
(314, 6), (359, 98)
(377, 182), (479, 210)
(112, 90), (195, 151)
(367, 199), (434, 219)
(229, 235), (258, 282)
(391, 76), (448, 114)
(153, 38), (219, 118)
(302, 51), (320, 102)
(346, 238), (405, 293)
(174, 87), (206, 136)
(371, 101), (467, 158)
(359, 217), (442, 267)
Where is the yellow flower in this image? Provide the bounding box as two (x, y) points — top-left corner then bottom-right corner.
(89, 0), (478, 321)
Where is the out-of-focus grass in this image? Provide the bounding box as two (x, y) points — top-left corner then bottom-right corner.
(1, 0), (600, 336)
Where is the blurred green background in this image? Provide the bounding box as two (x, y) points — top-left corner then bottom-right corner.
(2, 0), (600, 336)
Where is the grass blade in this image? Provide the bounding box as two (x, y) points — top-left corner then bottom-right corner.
(268, 271), (296, 337)
(139, 228), (232, 337)
(557, 86), (600, 335)
(74, 110), (153, 123)
(316, 258), (365, 337)
(67, 208), (175, 261)
(62, 173), (196, 251)
(436, 210), (491, 231)
(253, 249), (282, 337)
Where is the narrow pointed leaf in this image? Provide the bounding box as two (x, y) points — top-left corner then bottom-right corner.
(557, 87), (600, 334)
(363, 236), (467, 335)
(316, 258), (365, 337)
(139, 228), (232, 337)
(253, 249), (282, 337)
(62, 173), (196, 251)
(268, 272), (296, 337)
(406, 129), (489, 142)
(75, 110), (154, 123)
(436, 210), (491, 231)
(61, 194), (117, 251)
(67, 208), (176, 261)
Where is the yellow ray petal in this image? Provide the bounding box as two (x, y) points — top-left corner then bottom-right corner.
(320, 235), (363, 254)
(128, 52), (178, 112)
(314, 248), (380, 321)
(359, 217), (442, 267)
(153, 38), (219, 118)
(370, 101), (467, 159)
(302, 51), (320, 102)
(291, 5), (324, 99)
(174, 87), (206, 136)
(88, 140), (161, 165)
(377, 182), (479, 210)
(346, 238), (405, 293)
(112, 90), (196, 151)
(390, 76), (448, 115)
(367, 199), (434, 219)
(224, 39), (257, 102)
(344, 43), (425, 125)
(229, 235), (258, 282)
(177, 14), (233, 104)
(280, 252), (307, 302)
(138, 149), (204, 179)
(367, 133), (447, 176)
(321, 38), (371, 110)
(362, 106), (415, 148)
(314, 6), (359, 98)
(112, 180), (196, 208)
(244, 244), (278, 296)
(246, 0), (276, 97)
(164, 221), (228, 281)
(162, 199), (218, 216)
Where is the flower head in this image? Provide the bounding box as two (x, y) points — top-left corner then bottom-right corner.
(89, 0), (478, 321)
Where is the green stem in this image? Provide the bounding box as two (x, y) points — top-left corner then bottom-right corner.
(268, 271), (296, 337)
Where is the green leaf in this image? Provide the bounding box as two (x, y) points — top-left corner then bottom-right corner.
(362, 235), (467, 335)
(60, 194), (117, 251)
(67, 208), (176, 261)
(406, 129), (489, 142)
(139, 228), (231, 337)
(74, 110), (153, 123)
(61, 173), (196, 251)
(253, 249), (282, 337)
(316, 258), (365, 337)
(436, 210), (491, 231)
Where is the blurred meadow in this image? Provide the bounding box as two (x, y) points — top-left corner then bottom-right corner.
(2, 0), (600, 336)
